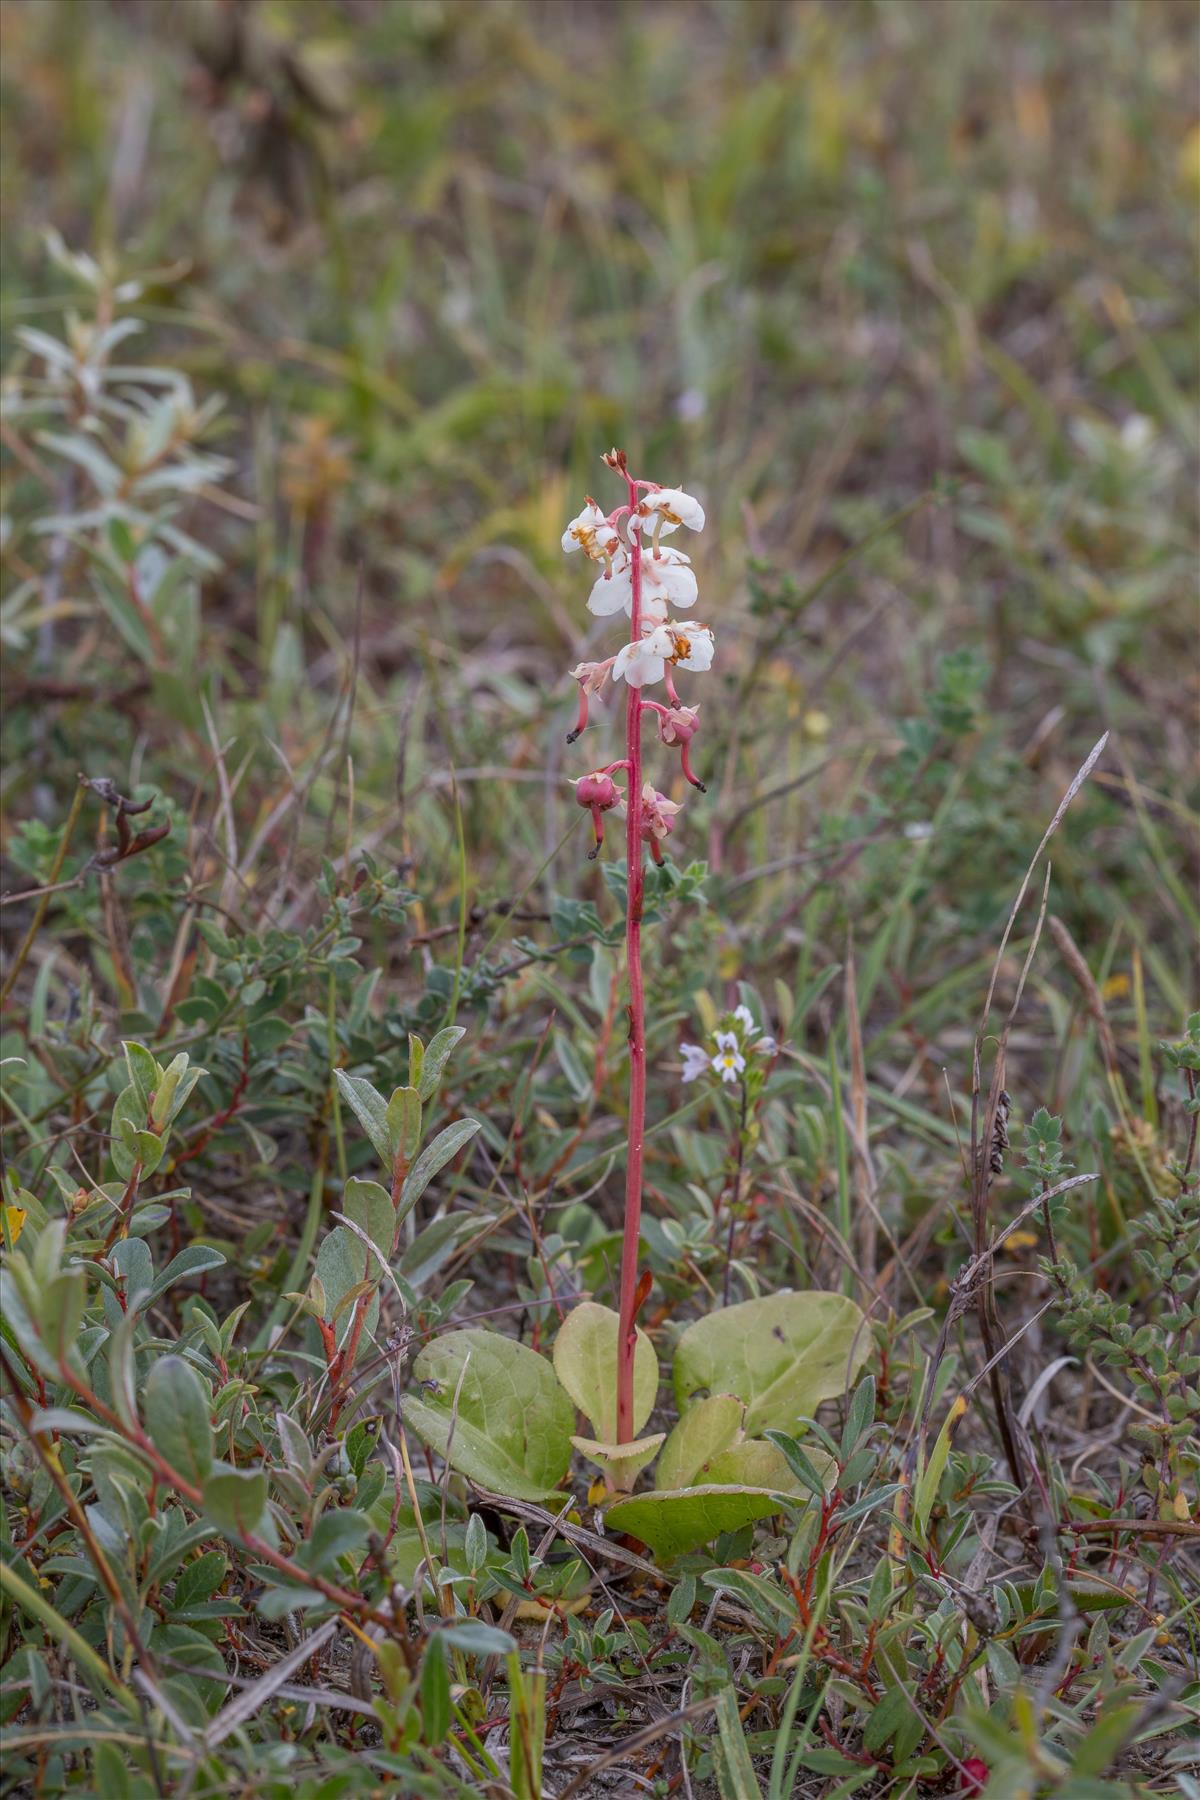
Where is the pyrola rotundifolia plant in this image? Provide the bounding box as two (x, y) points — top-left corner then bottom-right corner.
(562, 448), (711, 1445)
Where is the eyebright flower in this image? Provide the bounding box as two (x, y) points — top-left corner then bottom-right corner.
(730, 1005), (776, 1054)
(711, 1031), (746, 1084)
(680, 1042), (710, 1083)
(562, 500), (619, 563)
(573, 769), (624, 860)
(635, 486), (706, 537)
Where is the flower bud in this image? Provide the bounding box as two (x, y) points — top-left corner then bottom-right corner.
(575, 771), (621, 811)
(658, 704), (699, 745)
(574, 770), (624, 860)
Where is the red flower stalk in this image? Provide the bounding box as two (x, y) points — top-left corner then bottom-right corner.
(563, 451), (710, 1443)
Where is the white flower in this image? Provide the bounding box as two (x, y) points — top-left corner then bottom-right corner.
(733, 1005), (757, 1036)
(644, 548), (698, 612)
(612, 633), (667, 688)
(587, 546), (696, 622)
(612, 619), (715, 688)
(711, 1031), (746, 1085)
(636, 486), (706, 537)
(680, 1043), (709, 1083)
(562, 501), (619, 562)
(757, 1036), (777, 1055)
(650, 620), (714, 673)
(587, 562), (633, 617)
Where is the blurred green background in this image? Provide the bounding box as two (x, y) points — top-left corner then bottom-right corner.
(1, 0), (1196, 1118)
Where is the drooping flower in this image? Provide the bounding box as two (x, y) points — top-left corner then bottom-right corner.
(658, 703), (700, 745)
(611, 633), (664, 689)
(587, 545), (697, 621)
(680, 1043), (710, 1083)
(654, 702), (705, 790)
(562, 500), (619, 563)
(638, 782), (680, 841)
(733, 1005), (756, 1035)
(711, 1031), (746, 1085)
(566, 658), (613, 743)
(612, 621), (715, 688)
(573, 769), (624, 859)
(637, 782), (681, 865)
(636, 486), (706, 537)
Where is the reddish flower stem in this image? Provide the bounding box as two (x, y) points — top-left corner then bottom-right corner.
(616, 469), (645, 1445)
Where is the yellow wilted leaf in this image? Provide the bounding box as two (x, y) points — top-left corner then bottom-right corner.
(1173, 1489), (1191, 1522)
(1100, 973), (1130, 1001)
(1005, 1230), (1039, 1251)
(514, 1593), (590, 1620)
(3, 1206), (27, 1243)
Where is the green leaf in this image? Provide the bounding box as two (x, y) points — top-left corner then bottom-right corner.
(915, 1396), (967, 1535)
(342, 1178), (395, 1255)
(553, 1029), (592, 1103)
(863, 1685), (911, 1754)
(334, 1070), (391, 1163)
(149, 1244), (225, 1301)
(314, 1225), (380, 1352)
(762, 1430), (829, 1498)
(398, 1117), (481, 1217)
(570, 1432), (665, 1489)
(122, 1041), (159, 1110)
(421, 1635), (451, 1745)
(144, 1356), (214, 1487)
(386, 1085), (422, 1163)
(402, 1328), (574, 1502)
(552, 1301), (658, 1443)
(713, 1682), (761, 1800)
(203, 1467), (268, 1538)
(439, 1620), (516, 1656)
(303, 1508), (369, 1574)
(840, 1373), (876, 1457)
(256, 1582), (327, 1619)
(703, 1566), (795, 1633)
(705, 1436), (818, 1494)
(42, 1268), (87, 1361)
(673, 1292), (869, 1436)
(417, 1026), (465, 1101)
(656, 1395), (745, 1492)
(172, 1551), (227, 1613)
(109, 1083), (148, 1180)
(1070, 1700), (1143, 1778)
(604, 1485), (794, 1560)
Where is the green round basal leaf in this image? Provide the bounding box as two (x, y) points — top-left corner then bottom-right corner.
(673, 1292), (869, 1436)
(704, 1436), (831, 1493)
(571, 1432), (665, 1489)
(403, 1328), (574, 1502)
(655, 1393), (744, 1492)
(552, 1301), (659, 1443)
(605, 1485), (795, 1561)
